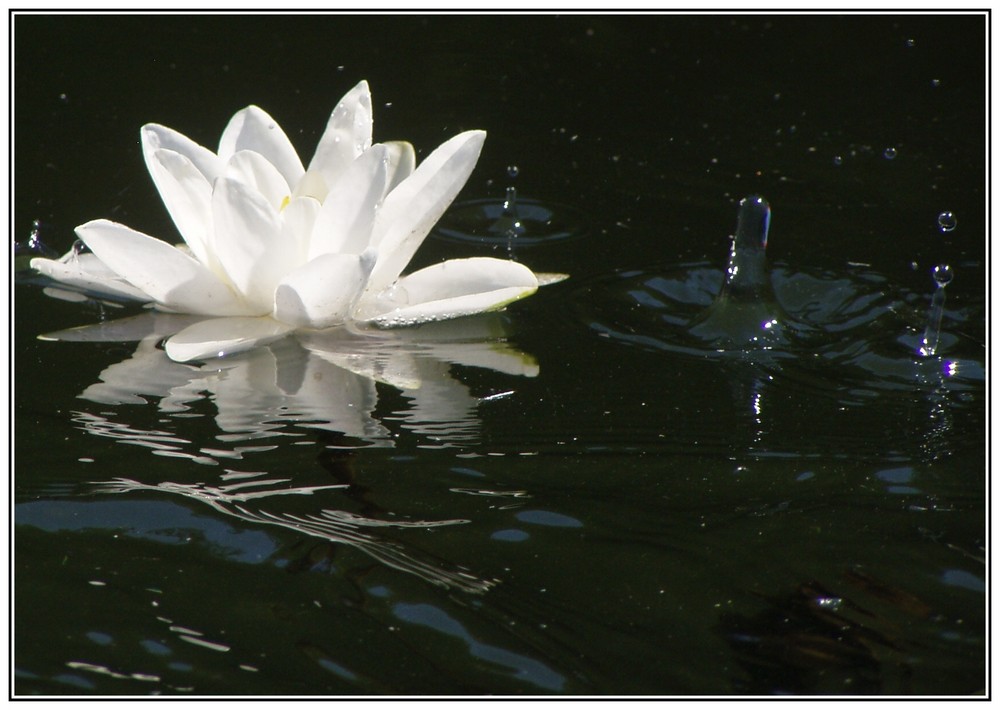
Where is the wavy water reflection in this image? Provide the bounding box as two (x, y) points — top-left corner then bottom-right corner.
(47, 311), (537, 449)
(92, 477), (495, 593)
(38, 312), (540, 592)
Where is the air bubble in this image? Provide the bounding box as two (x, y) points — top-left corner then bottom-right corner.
(937, 211), (957, 232)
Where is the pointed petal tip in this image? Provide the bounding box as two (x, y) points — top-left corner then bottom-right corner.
(536, 272), (570, 287)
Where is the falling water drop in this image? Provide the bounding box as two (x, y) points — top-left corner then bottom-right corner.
(501, 185), (525, 258)
(918, 264), (953, 357)
(937, 211), (957, 232)
(832, 155), (843, 166)
(883, 147), (898, 160)
(507, 165), (520, 179)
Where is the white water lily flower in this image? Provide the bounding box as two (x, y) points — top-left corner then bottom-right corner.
(31, 81), (552, 361)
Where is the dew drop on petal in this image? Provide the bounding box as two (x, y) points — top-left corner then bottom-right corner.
(937, 211), (957, 232)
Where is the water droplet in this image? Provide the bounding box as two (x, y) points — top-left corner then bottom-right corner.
(937, 211), (957, 232)
(932, 263), (953, 287)
(883, 147), (897, 160)
(931, 78), (941, 87)
(506, 165), (519, 179)
(919, 264), (954, 358)
(502, 186), (518, 213)
(906, 38), (916, 47)
(832, 155), (843, 166)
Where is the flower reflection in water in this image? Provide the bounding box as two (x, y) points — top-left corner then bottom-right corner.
(48, 311), (537, 592)
(48, 311), (536, 447)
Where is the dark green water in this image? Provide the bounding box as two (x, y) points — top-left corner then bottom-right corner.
(14, 13), (986, 695)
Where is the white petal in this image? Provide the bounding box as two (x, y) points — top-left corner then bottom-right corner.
(273, 250), (376, 329)
(307, 81), (373, 187)
(219, 106), (305, 188)
(292, 169), (329, 203)
(358, 257), (538, 327)
(365, 130), (486, 296)
(164, 316), (294, 362)
(536, 272), (571, 286)
(144, 148), (215, 268)
(142, 123), (223, 182)
(31, 252), (151, 302)
(39, 312), (205, 343)
(76, 219), (253, 316)
(307, 144), (388, 260)
(382, 141), (416, 195)
(280, 195), (321, 262)
(224, 150), (291, 210)
(211, 177), (300, 311)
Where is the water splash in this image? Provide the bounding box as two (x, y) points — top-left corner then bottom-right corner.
(13, 220), (59, 270)
(432, 168), (586, 248)
(575, 198), (984, 398)
(686, 196), (791, 351)
(499, 182), (526, 258)
(918, 264), (953, 357)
